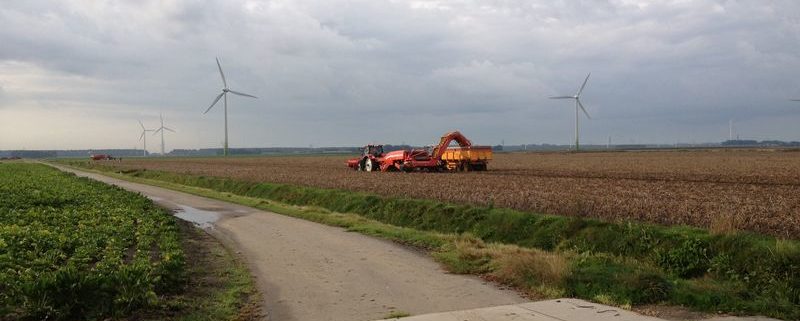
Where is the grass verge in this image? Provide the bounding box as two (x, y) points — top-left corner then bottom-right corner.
(138, 220), (259, 321)
(56, 161), (800, 320)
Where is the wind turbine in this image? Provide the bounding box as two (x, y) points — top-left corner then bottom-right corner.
(152, 113), (175, 156)
(138, 120), (155, 156)
(550, 73), (592, 151)
(204, 57), (257, 156)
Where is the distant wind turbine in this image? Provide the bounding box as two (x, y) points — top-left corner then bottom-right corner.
(729, 119), (734, 141)
(138, 120), (155, 156)
(152, 113), (175, 156)
(204, 57), (257, 156)
(550, 73), (592, 151)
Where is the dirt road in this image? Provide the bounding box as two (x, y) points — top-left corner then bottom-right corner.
(52, 165), (526, 321)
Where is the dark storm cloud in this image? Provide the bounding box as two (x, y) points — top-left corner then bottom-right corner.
(1, 0), (799, 150)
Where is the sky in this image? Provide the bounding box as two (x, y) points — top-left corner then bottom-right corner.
(1, 0), (799, 151)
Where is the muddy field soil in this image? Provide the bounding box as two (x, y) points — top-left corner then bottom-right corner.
(100, 149), (800, 238)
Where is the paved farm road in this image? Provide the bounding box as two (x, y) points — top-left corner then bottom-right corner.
(51, 165), (526, 321)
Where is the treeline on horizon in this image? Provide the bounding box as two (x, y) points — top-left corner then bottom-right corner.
(2, 139), (799, 159)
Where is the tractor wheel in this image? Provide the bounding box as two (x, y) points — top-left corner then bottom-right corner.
(364, 158), (376, 172)
(358, 158), (366, 171)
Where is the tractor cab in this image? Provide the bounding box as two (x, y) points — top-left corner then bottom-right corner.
(363, 144), (384, 157)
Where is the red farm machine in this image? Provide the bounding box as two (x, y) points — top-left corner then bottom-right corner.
(346, 131), (492, 172)
(90, 154), (115, 161)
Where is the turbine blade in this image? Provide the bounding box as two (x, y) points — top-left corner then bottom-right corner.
(153, 127), (162, 135)
(138, 120), (145, 130)
(549, 96), (574, 99)
(204, 92), (225, 114)
(577, 99), (591, 119)
(577, 73), (591, 96)
(228, 89), (257, 98)
(216, 57), (228, 89)
(139, 131), (145, 141)
(164, 127), (176, 133)
(160, 113), (164, 125)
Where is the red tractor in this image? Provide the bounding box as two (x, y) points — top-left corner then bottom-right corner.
(90, 154), (115, 161)
(346, 131), (492, 172)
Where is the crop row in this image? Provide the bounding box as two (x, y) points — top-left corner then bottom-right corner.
(0, 163), (185, 320)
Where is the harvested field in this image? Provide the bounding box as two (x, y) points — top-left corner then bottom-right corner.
(92, 149), (800, 238)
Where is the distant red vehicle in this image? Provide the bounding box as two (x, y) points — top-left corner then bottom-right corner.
(90, 154), (114, 161)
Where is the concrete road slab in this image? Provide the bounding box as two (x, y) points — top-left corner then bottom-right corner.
(377, 304), (560, 321)
(519, 299), (664, 321)
(700, 317), (782, 321)
(377, 299), (665, 321)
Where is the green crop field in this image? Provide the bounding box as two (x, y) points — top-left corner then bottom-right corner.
(0, 163), (185, 320)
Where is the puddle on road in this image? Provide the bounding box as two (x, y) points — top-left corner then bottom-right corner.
(173, 205), (220, 229)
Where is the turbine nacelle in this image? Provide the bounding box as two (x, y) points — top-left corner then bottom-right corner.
(137, 120), (155, 140)
(152, 114), (176, 135)
(149, 114), (175, 156)
(137, 120), (156, 156)
(549, 73), (592, 151)
(203, 57), (258, 156)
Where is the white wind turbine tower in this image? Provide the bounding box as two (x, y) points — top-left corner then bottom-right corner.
(729, 119), (734, 141)
(792, 100), (799, 140)
(204, 57), (257, 156)
(152, 113), (175, 156)
(550, 73), (592, 151)
(138, 120), (155, 156)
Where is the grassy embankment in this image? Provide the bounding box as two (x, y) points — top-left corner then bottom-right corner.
(0, 163), (256, 321)
(62, 160), (800, 320)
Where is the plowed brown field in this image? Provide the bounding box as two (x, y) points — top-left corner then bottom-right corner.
(102, 149), (800, 238)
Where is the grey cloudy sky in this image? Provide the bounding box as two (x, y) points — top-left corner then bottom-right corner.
(1, 0), (799, 151)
